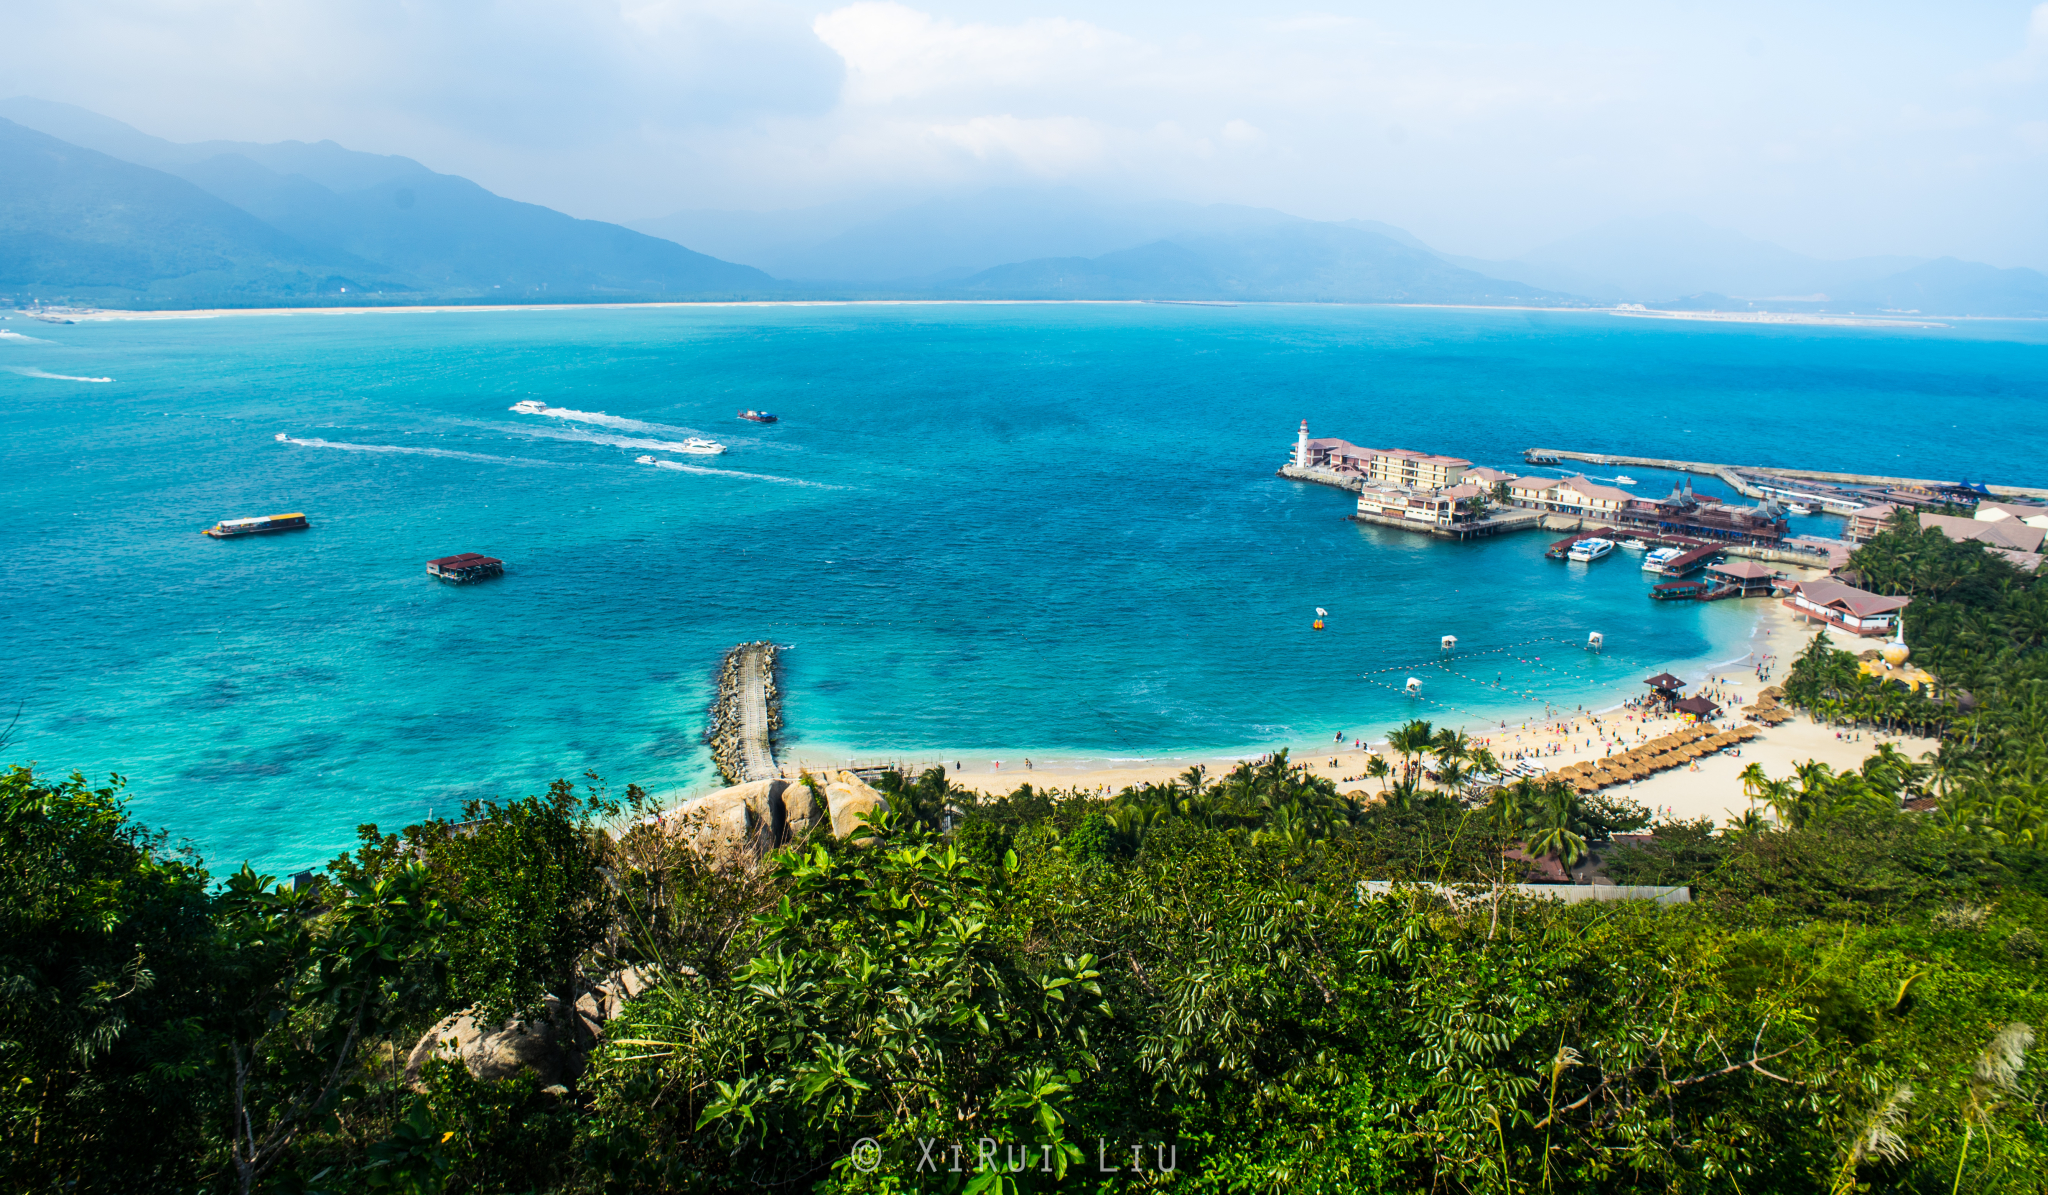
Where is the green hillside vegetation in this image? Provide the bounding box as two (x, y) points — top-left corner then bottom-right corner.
(0, 118), (375, 303)
(7, 726), (2046, 1192)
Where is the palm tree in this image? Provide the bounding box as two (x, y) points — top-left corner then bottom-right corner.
(1435, 757), (1470, 798)
(1365, 754), (1392, 791)
(1388, 720), (1434, 776)
(1179, 764), (1208, 800)
(1738, 762), (1769, 815)
(1431, 727), (1473, 770)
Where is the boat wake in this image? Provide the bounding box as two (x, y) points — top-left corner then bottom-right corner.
(7, 365), (111, 382)
(632, 454), (838, 488)
(275, 434), (560, 466)
(501, 422), (735, 457)
(507, 400), (705, 438)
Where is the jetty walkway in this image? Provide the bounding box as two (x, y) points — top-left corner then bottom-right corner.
(1525, 449), (2048, 501)
(708, 641), (781, 784)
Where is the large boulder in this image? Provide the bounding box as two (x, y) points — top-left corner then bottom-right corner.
(405, 1009), (569, 1087)
(822, 771), (890, 838)
(668, 779), (788, 869)
(782, 776), (828, 834)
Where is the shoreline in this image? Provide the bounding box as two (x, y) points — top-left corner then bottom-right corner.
(773, 580), (1902, 823)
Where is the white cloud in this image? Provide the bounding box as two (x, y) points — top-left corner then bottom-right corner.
(813, 2), (1134, 104)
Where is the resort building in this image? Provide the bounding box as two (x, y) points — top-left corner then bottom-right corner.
(1291, 424), (1474, 490)
(1466, 465), (1520, 489)
(1919, 512), (2046, 571)
(1783, 579), (1910, 637)
(1973, 500), (2048, 529)
(1507, 475), (1633, 518)
(1844, 503), (1900, 544)
(1356, 482), (1486, 527)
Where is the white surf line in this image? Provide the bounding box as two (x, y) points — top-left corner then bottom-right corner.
(6, 365), (111, 382)
(0, 329), (53, 343)
(276, 435), (563, 466)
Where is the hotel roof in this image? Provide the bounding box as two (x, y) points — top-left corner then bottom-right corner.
(1791, 579), (1911, 618)
(1467, 466), (1520, 483)
(1560, 475), (1635, 504)
(1921, 512), (2047, 553)
(1708, 560), (1779, 580)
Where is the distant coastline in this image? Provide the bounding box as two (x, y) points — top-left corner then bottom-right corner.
(1611, 307), (1949, 329)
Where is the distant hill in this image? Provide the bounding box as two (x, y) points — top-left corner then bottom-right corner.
(0, 97), (779, 305)
(0, 118), (373, 302)
(952, 222), (1574, 305)
(1831, 258), (2048, 318)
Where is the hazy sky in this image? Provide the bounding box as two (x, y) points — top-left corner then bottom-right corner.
(5, 1), (2046, 265)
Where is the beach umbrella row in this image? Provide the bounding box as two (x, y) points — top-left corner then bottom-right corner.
(1556, 724), (1759, 792)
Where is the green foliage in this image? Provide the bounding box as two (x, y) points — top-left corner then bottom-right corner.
(0, 766), (217, 1192)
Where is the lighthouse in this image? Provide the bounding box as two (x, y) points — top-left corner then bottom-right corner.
(1295, 420), (1309, 468)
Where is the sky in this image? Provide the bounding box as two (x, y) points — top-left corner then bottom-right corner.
(4, 1), (2046, 266)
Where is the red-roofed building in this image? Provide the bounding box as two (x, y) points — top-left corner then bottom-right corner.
(1784, 579), (1909, 637)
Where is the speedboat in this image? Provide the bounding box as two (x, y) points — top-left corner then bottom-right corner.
(1784, 503), (1813, 516)
(1568, 537), (1616, 562)
(679, 438), (726, 455)
(1619, 538), (1650, 552)
(1613, 474), (1638, 486)
(737, 409), (779, 424)
(510, 400), (547, 414)
(1643, 547), (1683, 572)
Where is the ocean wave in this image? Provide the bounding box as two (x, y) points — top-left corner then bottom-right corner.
(7, 366), (111, 382)
(0, 329), (53, 343)
(276, 435), (560, 466)
(508, 401), (704, 437)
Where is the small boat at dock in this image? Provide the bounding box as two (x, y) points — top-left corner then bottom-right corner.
(1567, 537), (1616, 562)
(1642, 547), (1683, 572)
(1784, 503), (1813, 516)
(737, 409), (778, 424)
(204, 512), (309, 538)
(1614, 474), (1638, 486)
(1619, 538), (1650, 552)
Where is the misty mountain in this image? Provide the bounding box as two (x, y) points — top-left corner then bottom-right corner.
(0, 118), (374, 302)
(1831, 258), (2048, 317)
(1439, 214), (1928, 303)
(952, 223), (1573, 305)
(633, 190), (1334, 284)
(1, 97), (777, 302)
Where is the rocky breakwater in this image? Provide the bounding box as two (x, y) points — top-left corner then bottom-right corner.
(706, 640), (780, 784)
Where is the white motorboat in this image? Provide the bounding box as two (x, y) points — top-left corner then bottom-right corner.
(1643, 547), (1683, 572)
(1784, 503), (1813, 516)
(509, 400), (547, 414)
(1568, 537), (1617, 562)
(1613, 474), (1638, 485)
(679, 438), (726, 455)
(1619, 538), (1650, 551)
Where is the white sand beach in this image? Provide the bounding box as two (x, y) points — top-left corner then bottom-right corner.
(822, 588), (1930, 829)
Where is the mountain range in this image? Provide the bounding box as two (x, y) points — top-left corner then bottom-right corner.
(5, 96), (2046, 315)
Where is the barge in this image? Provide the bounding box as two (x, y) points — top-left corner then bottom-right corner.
(737, 409), (778, 424)
(426, 553), (504, 583)
(204, 512), (309, 538)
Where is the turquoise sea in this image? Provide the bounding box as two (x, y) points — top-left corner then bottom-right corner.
(4, 303), (2045, 872)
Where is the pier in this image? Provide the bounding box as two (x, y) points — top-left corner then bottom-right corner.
(1523, 448), (2048, 501)
(708, 641), (781, 784)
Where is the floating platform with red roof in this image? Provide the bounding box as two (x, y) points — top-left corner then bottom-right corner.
(426, 553), (504, 583)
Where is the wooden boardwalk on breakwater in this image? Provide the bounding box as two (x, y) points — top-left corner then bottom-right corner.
(708, 641), (781, 784)
(1525, 448), (2048, 501)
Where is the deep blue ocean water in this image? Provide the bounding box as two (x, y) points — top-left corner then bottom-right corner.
(4, 303), (2044, 872)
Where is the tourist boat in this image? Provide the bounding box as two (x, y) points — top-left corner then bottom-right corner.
(1642, 547), (1683, 572)
(1567, 537), (1616, 562)
(204, 512), (309, 538)
(1613, 474), (1638, 486)
(1650, 578), (1712, 601)
(1783, 503), (1813, 516)
(1619, 539), (1650, 552)
(737, 409), (778, 424)
(509, 400), (547, 414)
(425, 552), (504, 583)
(680, 438), (726, 455)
